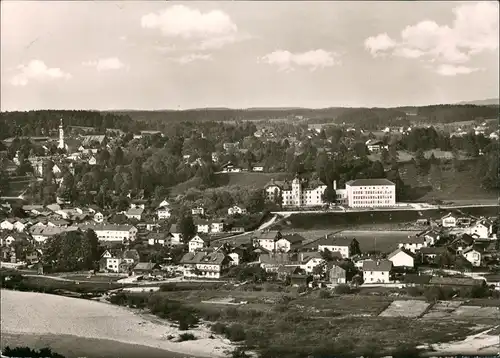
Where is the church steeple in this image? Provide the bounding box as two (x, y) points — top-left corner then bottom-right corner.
(57, 118), (65, 150)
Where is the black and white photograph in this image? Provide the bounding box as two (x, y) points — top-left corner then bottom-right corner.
(0, 1), (499, 358)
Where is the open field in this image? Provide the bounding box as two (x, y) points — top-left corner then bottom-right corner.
(60, 274), (125, 283)
(0, 290), (232, 358)
(379, 300), (430, 318)
(279, 206), (499, 230)
(289, 230), (419, 253)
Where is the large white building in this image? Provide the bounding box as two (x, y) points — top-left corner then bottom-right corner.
(346, 179), (396, 208)
(264, 177), (395, 208)
(78, 223), (137, 242)
(265, 177), (327, 207)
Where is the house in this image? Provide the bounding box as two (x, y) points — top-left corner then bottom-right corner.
(258, 252), (292, 272)
(133, 262), (160, 276)
(210, 220), (224, 234)
(47, 219), (69, 228)
(448, 234), (475, 254)
(468, 219), (493, 239)
(180, 251), (231, 279)
(156, 206), (171, 220)
(13, 220), (27, 233)
(30, 226), (67, 243)
(275, 234), (305, 253)
(327, 263), (347, 285)
(94, 212), (104, 223)
(46, 204), (62, 212)
(252, 165), (264, 172)
(0, 234), (17, 246)
(277, 265), (302, 282)
(398, 235), (427, 254)
(316, 235), (354, 259)
(191, 207), (205, 216)
(158, 199), (170, 208)
(403, 274), (432, 287)
(387, 248), (415, 268)
(125, 208), (144, 221)
(441, 213), (458, 227)
(169, 224), (182, 244)
(188, 235), (207, 253)
(298, 251), (325, 274)
(253, 231), (282, 252)
(99, 251), (122, 273)
(228, 205), (247, 216)
(221, 161), (241, 173)
(365, 139), (385, 152)
(230, 227), (245, 234)
(462, 246), (483, 267)
(0, 219), (15, 231)
(417, 229), (441, 246)
(483, 274), (500, 290)
(362, 259), (392, 284)
(22, 205), (45, 216)
(195, 219), (211, 234)
(228, 252), (239, 266)
(88, 156), (97, 165)
(147, 232), (174, 247)
(418, 247), (449, 264)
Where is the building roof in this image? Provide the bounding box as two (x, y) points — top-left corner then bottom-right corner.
(133, 262), (157, 271)
(280, 233), (305, 245)
(345, 178), (395, 187)
(362, 259), (392, 272)
(300, 251), (323, 264)
(81, 135), (106, 146)
(259, 253), (292, 265)
(387, 248), (414, 260)
(78, 223), (135, 232)
(316, 235), (354, 247)
(126, 208), (144, 216)
(254, 230), (281, 241)
(180, 251), (227, 265)
(169, 224), (179, 233)
(418, 247), (448, 255)
(277, 265), (301, 274)
(399, 235), (426, 244)
(123, 249), (140, 261)
(462, 246), (483, 255)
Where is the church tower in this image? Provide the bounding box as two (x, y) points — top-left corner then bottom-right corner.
(57, 118), (65, 150)
(292, 174), (302, 207)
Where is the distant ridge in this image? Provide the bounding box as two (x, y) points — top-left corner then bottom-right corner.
(457, 98), (499, 105)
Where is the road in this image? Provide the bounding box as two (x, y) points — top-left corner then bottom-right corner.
(210, 214), (279, 244)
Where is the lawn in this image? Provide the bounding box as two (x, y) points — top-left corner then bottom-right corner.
(61, 274), (124, 283)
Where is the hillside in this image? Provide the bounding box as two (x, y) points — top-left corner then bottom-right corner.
(457, 98), (499, 106)
(170, 172), (289, 195)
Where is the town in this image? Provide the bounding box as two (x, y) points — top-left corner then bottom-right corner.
(1, 0), (499, 357)
(0, 107), (499, 358)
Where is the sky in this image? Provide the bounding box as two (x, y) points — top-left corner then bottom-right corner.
(1, 1), (499, 111)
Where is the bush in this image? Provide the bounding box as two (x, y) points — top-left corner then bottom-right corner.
(424, 286), (455, 302)
(178, 333), (197, 342)
(319, 290), (331, 299)
(211, 322), (227, 335)
(406, 286), (423, 297)
(2, 346), (65, 358)
(225, 324), (246, 342)
(334, 284), (352, 295)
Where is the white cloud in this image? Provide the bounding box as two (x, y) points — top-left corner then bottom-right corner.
(364, 33), (397, 56)
(141, 5), (244, 51)
(141, 5), (237, 38)
(82, 57), (127, 71)
(364, 1), (499, 73)
(435, 64), (480, 76)
(259, 49), (340, 72)
(10, 60), (71, 86)
(168, 53), (213, 65)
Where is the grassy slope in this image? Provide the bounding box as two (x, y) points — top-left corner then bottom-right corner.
(170, 172), (289, 195)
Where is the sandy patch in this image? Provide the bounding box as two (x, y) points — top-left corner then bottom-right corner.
(421, 326), (500, 356)
(0, 290), (233, 358)
(379, 300), (430, 318)
(422, 300), (463, 319)
(451, 305), (500, 319)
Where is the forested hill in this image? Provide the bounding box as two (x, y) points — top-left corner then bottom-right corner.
(0, 104), (497, 139)
(110, 104), (498, 127)
(0, 110), (140, 139)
